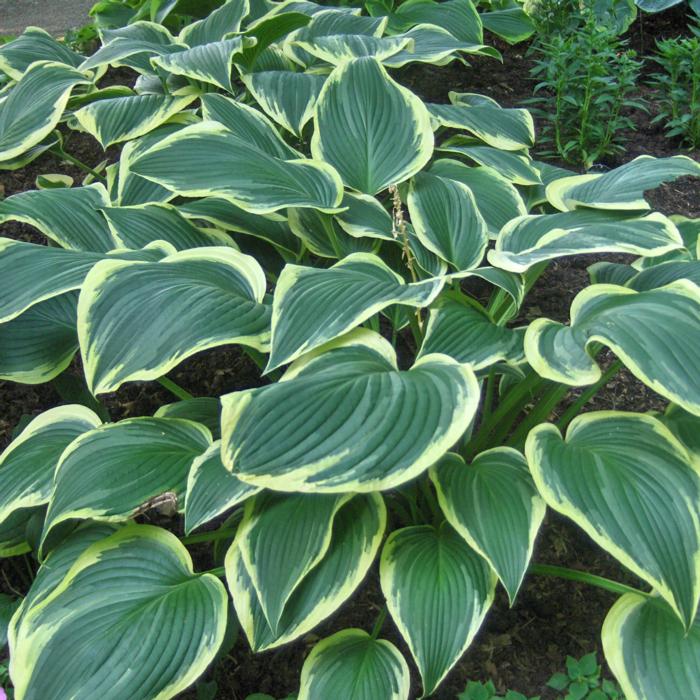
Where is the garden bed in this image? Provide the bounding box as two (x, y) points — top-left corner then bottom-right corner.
(1, 4), (699, 699)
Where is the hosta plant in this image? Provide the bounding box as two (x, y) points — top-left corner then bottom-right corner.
(1, 1), (700, 699)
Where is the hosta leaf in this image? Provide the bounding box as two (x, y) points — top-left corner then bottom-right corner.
(132, 121), (343, 214)
(298, 629), (409, 700)
(43, 417), (211, 545)
(184, 441), (260, 534)
(431, 450), (545, 602)
(380, 523), (496, 696)
(9, 523), (120, 643)
(292, 34), (412, 64)
(385, 24), (495, 69)
(546, 156), (700, 212)
(0, 238), (169, 322)
(636, 0), (685, 9)
(526, 413), (700, 627)
(419, 296), (524, 369)
(155, 397), (222, 439)
(266, 253), (443, 371)
(152, 37), (253, 92)
(0, 27), (83, 80)
(243, 70), (325, 136)
(428, 100), (535, 151)
(201, 92), (300, 159)
(0, 293), (78, 384)
(79, 247), (271, 394)
(659, 404), (700, 460)
(229, 493), (385, 651)
(311, 56), (433, 194)
(74, 94), (196, 149)
(489, 210), (683, 273)
(221, 329), (479, 492)
(437, 138), (541, 186)
(0, 132), (60, 172)
(0, 61), (89, 162)
(240, 10), (312, 70)
(389, 0), (483, 44)
(0, 184), (116, 252)
(235, 492), (349, 632)
(481, 8), (535, 43)
(336, 192), (393, 240)
(287, 207), (375, 258)
(408, 171), (488, 271)
(430, 158), (527, 238)
(0, 406), (101, 527)
(525, 281), (700, 416)
(11, 525), (227, 700)
(0, 595), (19, 647)
(179, 0), (250, 46)
(179, 197), (300, 255)
(101, 203), (236, 250)
(602, 594), (700, 700)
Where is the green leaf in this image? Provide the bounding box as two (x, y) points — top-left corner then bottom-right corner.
(11, 525), (227, 700)
(155, 397), (222, 439)
(380, 523), (496, 696)
(221, 329), (479, 492)
(311, 56), (433, 194)
(0, 237), (168, 322)
(298, 629), (409, 700)
(178, 197), (300, 255)
(228, 493), (386, 651)
(185, 440), (260, 534)
(0, 594), (20, 648)
(432, 449), (545, 603)
(179, 0), (250, 46)
(74, 94), (196, 149)
(0, 27), (83, 80)
(287, 207), (375, 258)
(201, 92), (300, 159)
(602, 594), (700, 700)
(428, 98), (535, 151)
(132, 121), (343, 215)
(266, 253), (443, 371)
(0, 405), (101, 531)
(0, 184), (116, 252)
(489, 210), (683, 273)
(525, 281), (700, 416)
(152, 37), (253, 92)
(481, 8), (535, 44)
(547, 156), (700, 212)
(78, 247), (271, 394)
(385, 24), (495, 69)
(243, 70), (325, 137)
(419, 295), (523, 369)
(43, 417), (211, 545)
(0, 293), (79, 385)
(235, 491), (349, 632)
(0, 61), (89, 162)
(526, 413), (700, 627)
(430, 158), (527, 238)
(437, 138), (541, 186)
(390, 0), (483, 44)
(292, 34), (412, 64)
(101, 202), (236, 250)
(408, 171), (488, 271)
(336, 191), (392, 240)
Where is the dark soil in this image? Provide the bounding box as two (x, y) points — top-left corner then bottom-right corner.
(1, 7), (700, 700)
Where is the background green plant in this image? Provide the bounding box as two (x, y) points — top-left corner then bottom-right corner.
(648, 29), (700, 148)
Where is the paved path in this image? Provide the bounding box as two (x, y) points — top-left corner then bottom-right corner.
(0, 0), (94, 36)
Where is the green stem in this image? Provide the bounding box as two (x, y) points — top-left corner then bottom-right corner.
(50, 147), (106, 181)
(181, 528), (238, 545)
(466, 371), (544, 458)
(157, 376), (194, 401)
(507, 383), (569, 450)
(371, 607), (388, 639)
(206, 566), (226, 578)
(556, 360), (623, 432)
(481, 368), (496, 424)
(530, 564), (647, 597)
